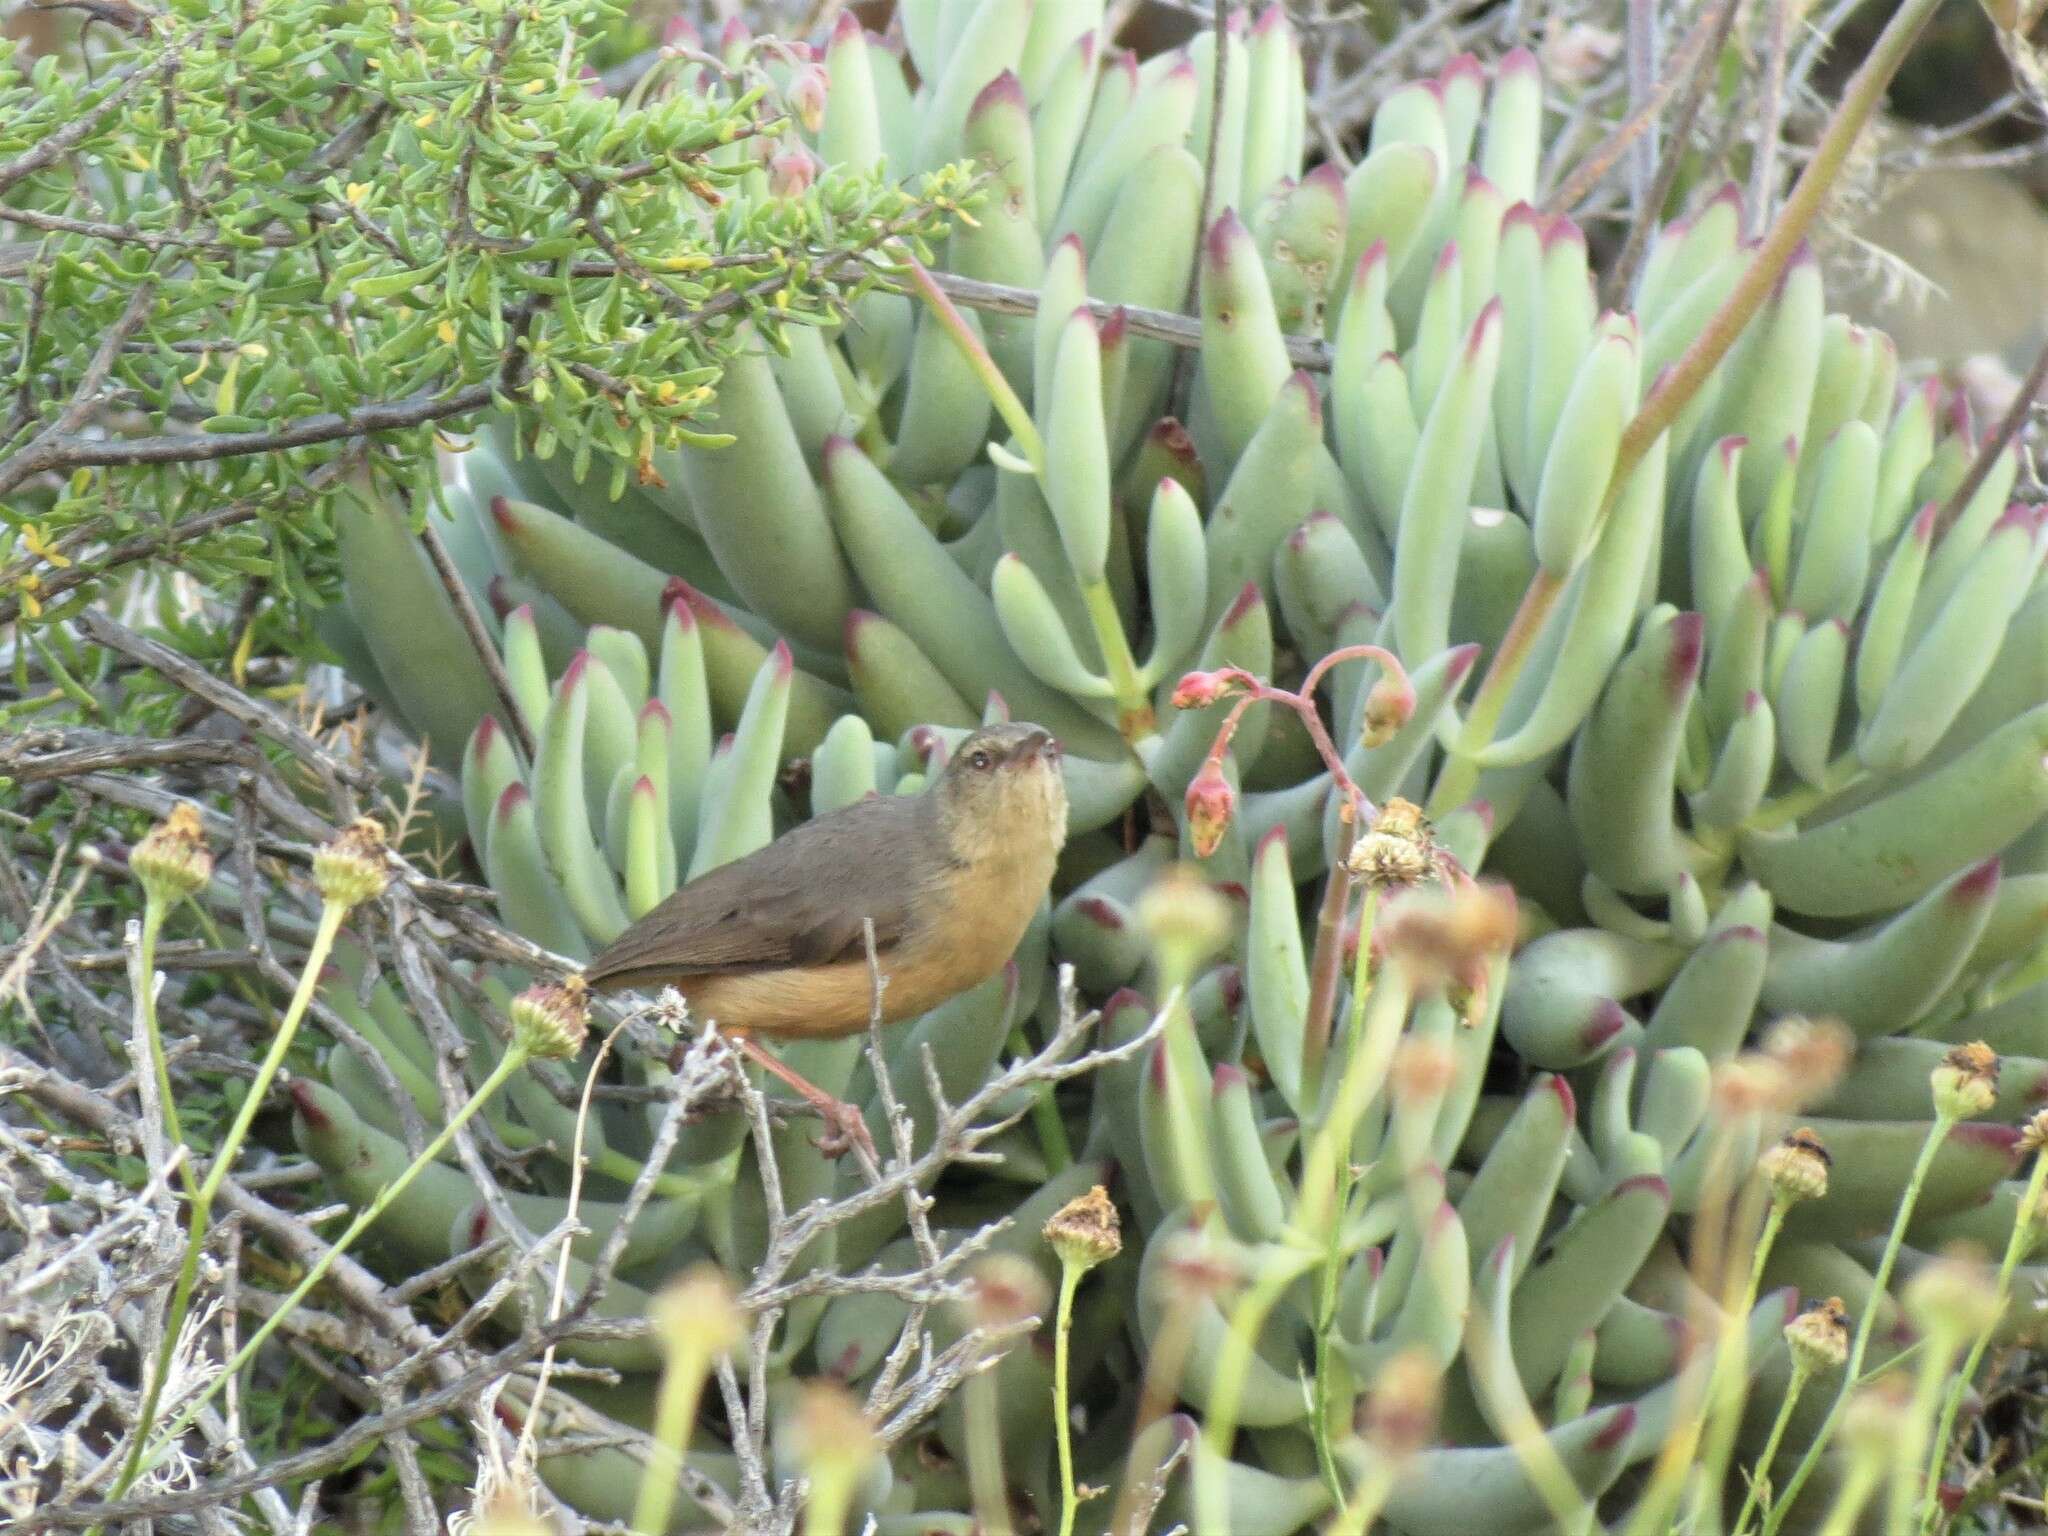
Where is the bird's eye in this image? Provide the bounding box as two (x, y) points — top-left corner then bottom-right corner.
(968, 750), (993, 771)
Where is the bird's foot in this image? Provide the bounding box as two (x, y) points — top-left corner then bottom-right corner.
(724, 1031), (877, 1164)
(811, 1098), (878, 1163)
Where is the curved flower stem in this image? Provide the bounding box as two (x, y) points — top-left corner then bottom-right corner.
(1917, 1148), (2048, 1530)
(1762, 1111), (1957, 1535)
(901, 252), (1044, 472)
(634, 1317), (719, 1536)
(1195, 1258), (1313, 1533)
(1310, 890), (1381, 1507)
(134, 899), (199, 1201)
(107, 897), (349, 1513)
(164, 1048), (532, 1454)
(1731, 1367), (1809, 1536)
(1053, 1260), (1086, 1536)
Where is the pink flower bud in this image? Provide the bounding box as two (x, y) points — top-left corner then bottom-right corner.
(1171, 670), (1235, 710)
(788, 63), (828, 134)
(1361, 675), (1416, 748)
(1185, 758), (1236, 859)
(769, 146), (818, 198)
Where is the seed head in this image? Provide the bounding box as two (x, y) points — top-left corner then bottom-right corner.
(510, 975), (589, 1061)
(789, 1379), (878, 1480)
(1345, 797), (1441, 890)
(649, 1264), (744, 1361)
(1931, 1042), (1999, 1121)
(1758, 1127), (1831, 1205)
(1758, 1016), (1854, 1105)
(1841, 1372), (1913, 1465)
(1359, 1348), (1440, 1465)
(961, 1253), (1050, 1332)
(1711, 1055), (1794, 1120)
(2018, 1107), (2048, 1158)
(1904, 1244), (2001, 1341)
(131, 803), (213, 905)
(1783, 1296), (1849, 1377)
(1043, 1185), (1122, 1274)
(467, 1491), (551, 1536)
(1184, 758), (1236, 860)
(1135, 866), (1236, 976)
(1377, 878), (1516, 996)
(313, 817), (390, 910)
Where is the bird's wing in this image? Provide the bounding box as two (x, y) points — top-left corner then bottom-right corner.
(583, 794), (933, 984)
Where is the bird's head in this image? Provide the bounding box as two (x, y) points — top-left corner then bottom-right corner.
(932, 723), (1069, 863)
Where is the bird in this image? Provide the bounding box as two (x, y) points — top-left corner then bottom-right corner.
(581, 721), (1069, 1155)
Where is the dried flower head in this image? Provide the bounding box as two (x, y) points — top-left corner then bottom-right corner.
(131, 803), (213, 904)
(1377, 879), (1516, 1001)
(312, 817), (390, 910)
(1758, 1128), (1832, 1205)
(466, 1491), (552, 1536)
(1841, 1372), (1913, 1463)
(789, 1379), (878, 1477)
(1392, 1039), (1457, 1103)
(1135, 865), (1236, 976)
(1904, 1244), (2001, 1341)
(1758, 1016), (1854, 1105)
(648, 1264), (744, 1361)
(1184, 757), (1236, 860)
(1711, 1056), (1795, 1120)
(1345, 797), (1441, 890)
(511, 975), (589, 1061)
(2021, 1108), (2048, 1158)
(962, 1253), (1050, 1331)
(1359, 1348), (1441, 1465)
(1158, 1227), (1242, 1303)
(1044, 1185), (1122, 1273)
(1931, 1042), (2000, 1121)
(1360, 675), (1416, 749)
(1784, 1296), (1849, 1377)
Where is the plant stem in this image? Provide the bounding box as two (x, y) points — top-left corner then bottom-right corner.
(1730, 1367), (1808, 1536)
(1080, 577), (1156, 740)
(156, 1046), (530, 1455)
(1195, 1260), (1310, 1533)
(1688, 1191), (1790, 1535)
(1326, 1463), (1394, 1536)
(1053, 1260), (1085, 1536)
(902, 252), (1042, 471)
(964, 1370), (1015, 1536)
(108, 897), (348, 1509)
(1918, 1149), (2048, 1530)
(1012, 1023), (1075, 1174)
(634, 1329), (716, 1536)
(134, 899), (200, 1200)
(1426, 569), (1566, 818)
(1762, 1112), (1957, 1535)
(1309, 890), (1380, 1508)
(1815, 1460), (1881, 1536)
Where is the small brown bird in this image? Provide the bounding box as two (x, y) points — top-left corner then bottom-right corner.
(582, 722), (1068, 1150)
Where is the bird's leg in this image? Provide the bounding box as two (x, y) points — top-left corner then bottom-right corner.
(726, 1032), (877, 1163)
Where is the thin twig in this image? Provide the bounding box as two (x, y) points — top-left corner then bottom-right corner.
(1607, 0), (1744, 303)
(1933, 335), (2048, 537)
(417, 517), (535, 760)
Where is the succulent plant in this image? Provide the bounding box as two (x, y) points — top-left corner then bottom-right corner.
(308, 2), (2047, 1530)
